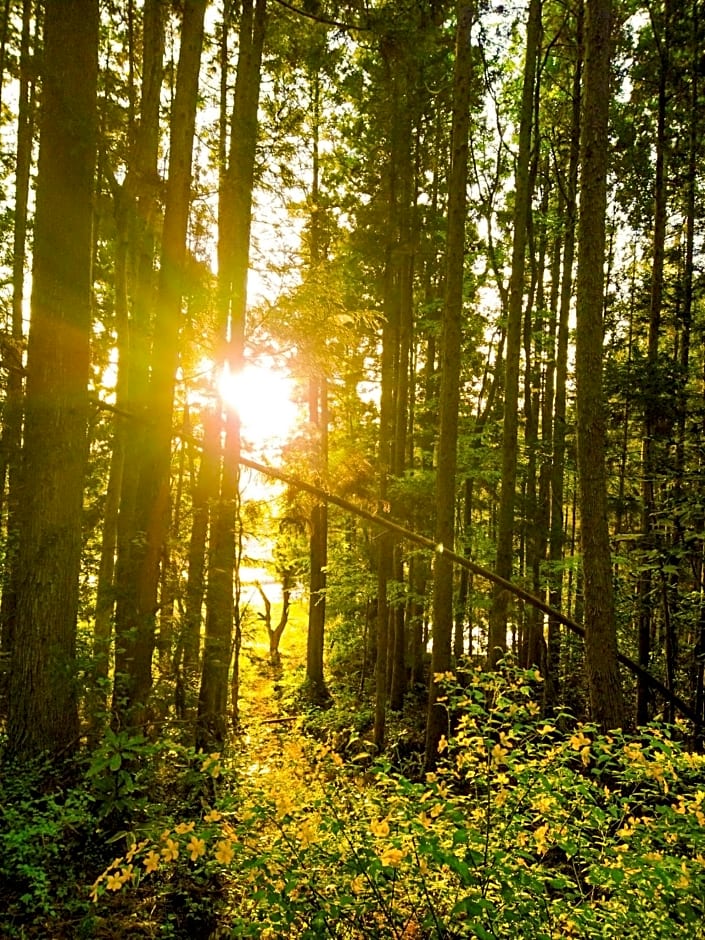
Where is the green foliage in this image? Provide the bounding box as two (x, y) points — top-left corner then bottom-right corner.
(84, 728), (156, 821)
(92, 662), (705, 938)
(0, 734), (227, 937)
(0, 755), (97, 935)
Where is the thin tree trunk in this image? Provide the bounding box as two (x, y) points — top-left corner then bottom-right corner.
(305, 69), (330, 701)
(373, 47), (402, 752)
(0, 0), (35, 681)
(179, 409), (220, 674)
(389, 54), (416, 713)
(425, 0), (474, 769)
(637, 0), (671, 724)
(574, 0), (623, 730)
(546, 0), (583, 712)
(488, 0), (542, 663)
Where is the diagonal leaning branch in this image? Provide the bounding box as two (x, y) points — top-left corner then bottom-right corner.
(238, 451), (700, 729)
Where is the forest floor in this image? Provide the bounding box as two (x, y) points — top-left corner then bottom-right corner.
(6, 602), (705, 939)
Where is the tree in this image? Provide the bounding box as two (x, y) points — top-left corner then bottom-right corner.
(92, 0), (167, 725)
(7, 0), (99, 758)
(425, 0), (474, 769)
(113, 0), (207, 729)
(574, 0), (623, 730)
(546, 0), (583, 710)
(0, 0), (35, 706)
(304, 53), (330, 703)
(197, 0), (267, 749)
(487, 0), (542, 664)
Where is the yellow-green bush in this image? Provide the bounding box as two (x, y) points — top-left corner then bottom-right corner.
(91, 663), (705, 939)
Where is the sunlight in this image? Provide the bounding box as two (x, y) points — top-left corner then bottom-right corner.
(217, 360), (299, 454)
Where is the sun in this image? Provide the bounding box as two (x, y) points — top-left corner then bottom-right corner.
(217, 360), (299, 454)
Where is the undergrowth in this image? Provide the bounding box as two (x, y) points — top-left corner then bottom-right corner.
(83, 662), (705, 939)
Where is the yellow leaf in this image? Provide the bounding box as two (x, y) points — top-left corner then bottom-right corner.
(370, 817), (390, 838)
(379, 847), (405, 868)
(351, 874), (365, 895)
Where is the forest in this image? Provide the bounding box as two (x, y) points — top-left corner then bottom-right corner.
(0, 0), (704, 936)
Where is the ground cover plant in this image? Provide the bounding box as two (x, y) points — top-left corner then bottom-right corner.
(82, 663), (705, 939)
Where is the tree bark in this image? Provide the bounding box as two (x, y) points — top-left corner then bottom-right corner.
(425, 0), (474, 770)
(574, 0), (624, 730)
(197, 0), (266, 749)
(546, 0), (583, 712)
(305, 68), (330, 701)
(488, 0), (542, 663)
(0, 0), (35, 686)
(7, 0), (98, 759)
(114, 0), (206, 729)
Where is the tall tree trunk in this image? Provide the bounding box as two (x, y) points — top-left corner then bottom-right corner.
(637, 0), (671, 724)
(0, 0), (35, 686)
(373, 40), (403, 751)
(7, 0), (98, 759)
(683, 0), (703, 746)
(520, 149), (544, 670)
(114, 0), (206, 729)
(488, 0), (541, 663)
(389, 52), (416, 713)
(546, 0), (583, 711)
(108, 0), (165, 722)
(197, 0), (266, 749)
(425, 0), (474, 770)
(574, 0), (623, 730)
(305, 68), (329, 701)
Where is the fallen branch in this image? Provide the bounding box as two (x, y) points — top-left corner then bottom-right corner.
(238, 451), (700, 729)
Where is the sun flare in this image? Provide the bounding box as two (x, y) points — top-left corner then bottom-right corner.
(217, 361), (299, 453)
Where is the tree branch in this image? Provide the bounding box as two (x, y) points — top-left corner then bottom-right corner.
(237, 451), (700, 729)
(271, 0), (371, 32)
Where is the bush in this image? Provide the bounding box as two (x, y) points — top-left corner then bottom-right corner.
(91, 662), (705, 938)
(0, 755), (98, 937)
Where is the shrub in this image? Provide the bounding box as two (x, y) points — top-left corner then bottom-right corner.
(91, 663), (705, 938)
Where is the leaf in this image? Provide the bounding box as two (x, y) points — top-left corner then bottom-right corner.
(106, 830), (130, 844)
(452, 896), (494, 918)
(109, 753), (122, 772)
(468, 923), (495, 940)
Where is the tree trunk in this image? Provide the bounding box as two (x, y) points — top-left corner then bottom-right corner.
(389, 49), (416, 714)
(304, 68), (330, 700)
(180, 409), (220, 674)
(197, 0), (266, 750)
(0, 0), (35, 691)
(114, 0), (206, 729)
(574, 0), (624, 730)
(7, 0), (98, 759)
(425, 0), (474, 770)
(306, 379), (329, 699)
(488, 0), (541, 664)
(546, 0), (583, 711)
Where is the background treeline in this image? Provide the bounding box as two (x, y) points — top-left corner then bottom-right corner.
(0, 0), (703, 768)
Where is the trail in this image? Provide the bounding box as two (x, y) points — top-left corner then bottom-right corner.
(234, 611), (313, 793)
